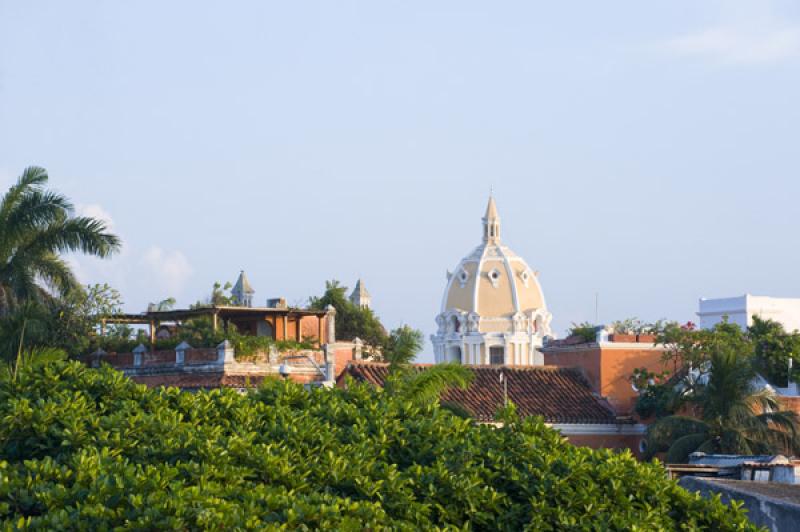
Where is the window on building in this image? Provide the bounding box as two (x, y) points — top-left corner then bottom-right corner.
(449, 346), (462, 363)
(490, 346), (505, 365)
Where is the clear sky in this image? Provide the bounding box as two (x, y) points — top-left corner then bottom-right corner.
(2, 1), (799, 361)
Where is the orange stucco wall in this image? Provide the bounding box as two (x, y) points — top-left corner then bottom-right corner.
(544, 348), (603, 393)
(545, 344), (668, 416)
(300, 315), (323, 342)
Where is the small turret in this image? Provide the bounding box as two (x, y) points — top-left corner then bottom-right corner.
(231, 271), (255, 307)
(349, 279), (371, 309)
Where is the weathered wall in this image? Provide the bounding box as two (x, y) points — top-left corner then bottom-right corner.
(679, 477), (800, 531)
(300, 315), (323, 342)
(563, 433), (644, 459)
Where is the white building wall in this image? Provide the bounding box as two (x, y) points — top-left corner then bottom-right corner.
(698, 294), (800, 333)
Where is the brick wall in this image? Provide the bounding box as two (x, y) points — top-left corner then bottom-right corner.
(184, 348), (219, 364)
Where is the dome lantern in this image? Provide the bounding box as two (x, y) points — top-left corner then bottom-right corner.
(483, 195), (501, 244)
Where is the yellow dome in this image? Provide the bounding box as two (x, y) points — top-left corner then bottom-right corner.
(432, 196), (553, 366)
(442, 242), (546, 322)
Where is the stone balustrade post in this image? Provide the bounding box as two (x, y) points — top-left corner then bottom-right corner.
(132, 344), (147, 367)
(217, 340), (235, 364)
(175, 341), (191, 365)
(353, 337), (363, 360)
(268, 345), (279, 365)
(90, 348), (106, 368)
(326, 360), (336, 384)
(325, 304), (337, 344)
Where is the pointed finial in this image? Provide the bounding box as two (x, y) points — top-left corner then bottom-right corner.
(483, 193), (500, 242)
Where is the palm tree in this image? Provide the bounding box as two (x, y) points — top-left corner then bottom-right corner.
(0, 167), (120, 315)
(644, 340), (800, 463)
(382, 325), (424, 369)
(380, 325), (473, 406)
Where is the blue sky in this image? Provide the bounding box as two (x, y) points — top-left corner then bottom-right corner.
(2, 1), (799, 361)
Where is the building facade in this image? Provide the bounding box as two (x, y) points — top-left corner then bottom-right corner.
(698, 294), (800, 333)
(432, 196), (553, 366)
(543, 331), (667, 417)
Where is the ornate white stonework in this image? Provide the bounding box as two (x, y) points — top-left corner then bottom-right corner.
(431, 196), (553, 366)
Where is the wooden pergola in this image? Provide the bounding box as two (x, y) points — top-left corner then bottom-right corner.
(103, 305), (328, 345)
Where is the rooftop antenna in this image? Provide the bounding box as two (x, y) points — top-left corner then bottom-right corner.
(595, 292), (599, 324)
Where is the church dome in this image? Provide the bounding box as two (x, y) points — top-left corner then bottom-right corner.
(432, 196), (553, 366)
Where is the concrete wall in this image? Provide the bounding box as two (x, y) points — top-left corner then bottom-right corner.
(679, 477), (800, 531)
(698, 294), (800, 333)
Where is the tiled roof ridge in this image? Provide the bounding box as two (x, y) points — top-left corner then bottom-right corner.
(345, 360), (583, 373)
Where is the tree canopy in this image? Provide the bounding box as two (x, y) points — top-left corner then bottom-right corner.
(0, 361), (756, 530)
(309, 280), (387, 348)
(641, 320), (800, 462)
(749, 315), (800, 387)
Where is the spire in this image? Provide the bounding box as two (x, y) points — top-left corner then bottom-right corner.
(232, 270), (255, 307)
(349, 279), (371, 309)
(482, 195), (501, 243)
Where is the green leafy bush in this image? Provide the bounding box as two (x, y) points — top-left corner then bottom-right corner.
(568, 322), (598, 343)
(0, 361), (757, 530)
(631, 367), (676, 420)
(749, 315), (800, 387)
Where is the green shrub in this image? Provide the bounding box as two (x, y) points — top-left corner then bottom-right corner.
(0, 361), (757, 530)
(568, 322), (598, 343)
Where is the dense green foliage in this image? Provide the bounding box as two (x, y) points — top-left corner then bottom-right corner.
(630, 367), (676, 420)
(0, 361), (757, 530)
(309, 280), (387, 348)
(0, 167), (119, 316)
(642, 321), (800, 462)
(188, 318), (315, 358)
(748, 315), (800, 387)
(0, 284), (130, 358)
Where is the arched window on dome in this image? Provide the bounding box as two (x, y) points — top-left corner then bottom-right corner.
(489, 346), (505, 365)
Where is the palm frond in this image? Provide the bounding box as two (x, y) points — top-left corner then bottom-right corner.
(399, 363), (473, 404)
(24, 216), (120, 258)
(5, 189), (74, 238)
(31, 253), (79, 296)
(644, 415), (709, 459)
(666, 432), (710, 463)
(0, 166), (48, 227)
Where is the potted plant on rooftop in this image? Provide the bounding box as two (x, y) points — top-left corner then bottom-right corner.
(608, 318), (640, 343)
(567, 322), (599, 344)
(637, 319), (664, 344)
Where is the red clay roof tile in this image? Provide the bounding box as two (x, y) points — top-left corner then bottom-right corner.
(338, 362), (620, 424)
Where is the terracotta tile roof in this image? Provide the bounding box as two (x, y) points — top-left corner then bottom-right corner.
(338, 362), (621, 424)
